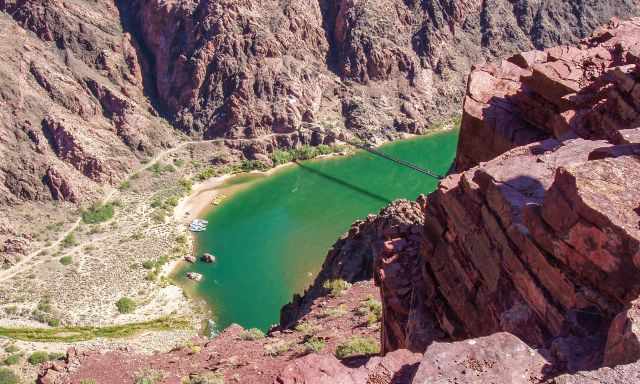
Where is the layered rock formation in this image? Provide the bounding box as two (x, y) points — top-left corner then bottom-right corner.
(375, 16), (640, 377)
(456, 17), (640, 170)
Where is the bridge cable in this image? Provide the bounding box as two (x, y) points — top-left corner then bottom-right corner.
(300, 124), (445, 180)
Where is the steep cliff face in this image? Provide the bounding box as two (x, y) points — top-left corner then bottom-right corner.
(0, 0), (177, 207)
(456, 17), (640, 170)
(125, 0), (640, 141)
(376, 18), (640, 375)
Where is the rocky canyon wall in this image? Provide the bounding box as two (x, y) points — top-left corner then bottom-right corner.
(2, 0), (639, 208)
(125, 0), (640, 141)
(38, 15), (640, 384)
(376, 18), (640, 374)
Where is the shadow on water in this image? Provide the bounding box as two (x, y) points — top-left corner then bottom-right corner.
(293, 161), (393, 205)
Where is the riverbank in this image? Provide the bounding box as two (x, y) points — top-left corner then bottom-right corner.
(177, 129), (460, 331)
(0, 124), (458, 382)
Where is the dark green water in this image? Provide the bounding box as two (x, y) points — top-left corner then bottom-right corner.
(178, 130), (459, 331)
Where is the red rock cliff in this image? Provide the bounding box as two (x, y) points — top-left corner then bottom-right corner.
(376, 18), (640, 376)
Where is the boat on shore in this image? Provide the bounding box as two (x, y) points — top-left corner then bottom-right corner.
(190, 219), (208, 232)
(186, 272), (203, 282)
(184, 256), (197, 263)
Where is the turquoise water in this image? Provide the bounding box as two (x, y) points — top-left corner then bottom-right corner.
(178, 130), (459, 331)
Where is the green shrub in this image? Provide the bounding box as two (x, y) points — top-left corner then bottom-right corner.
(151, 209), (167, 223)
(28, 351), (49, 365)
(323, 279), (351, 297)
(238, 328), (265, 341)
(149, 162), (162, 175)
(61, 233), (78, 248)
(174, 159), (185, 167)
(0, 368), (19, 384)
(294, 321), (317, 335)
(116, 297), (137, 314)
(142, 260), (155, 269)
(48, 352), (65, 360)
(179, 178), (193, 193)
(185, 372), (224, 384)
(119, 180), (131, 190)
(319, 304), (348, 318)
(271, 149), (294, 165)
(4, 345), (19, 354)
(134, 369), (164, 384)
(240, 160), (269, 172)
(264, 341), (293, 357)
(303, 337), (326, 354)
(165, 196), (180, 207)
(80, 380), (97, 384)
(59, 256), (72, 266)
(335, 337), (380, 359)
(357, 297), (382, 325)
(162, 164), (176, 173)
(81, 203), (115, 224)
(196, 167), (215, 181)
(3, 354), (20, 366)
(292, 146), (316, 160)
(47, 318), (61, 327)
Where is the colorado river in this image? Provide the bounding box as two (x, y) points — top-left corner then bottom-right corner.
(178, 129), (459, 331)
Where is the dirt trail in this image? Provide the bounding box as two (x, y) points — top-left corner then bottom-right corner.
(0, 133), (292, 282)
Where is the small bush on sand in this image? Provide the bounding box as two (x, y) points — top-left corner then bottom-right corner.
(239, 328), (265, 341)
(116, 297), (137, 314)
(81, 203), (115, 224)
(27, 351), (49, 365)
(59, 256), (72, 266)
(303, 337), (326, 354)
(322, 279), (351, 297)
(0, 368), (19, 384)
(335, 337), (380, 359)
(3, 354), (20, 366)
(61, 233), (78, 248)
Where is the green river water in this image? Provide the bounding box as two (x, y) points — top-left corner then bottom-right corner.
(177, 129), (459, 332)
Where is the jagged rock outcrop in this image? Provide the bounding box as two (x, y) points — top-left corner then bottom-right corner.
(456, 17), (640, 170)
(375, 18), (640, 379)
(412, 333), (551, 383)
(281, 199), (424, 328)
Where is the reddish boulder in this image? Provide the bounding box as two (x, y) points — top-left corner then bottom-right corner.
(412, 333), (550, 384)
(277, 349), (421, 384)
(456, 18), (640, 171)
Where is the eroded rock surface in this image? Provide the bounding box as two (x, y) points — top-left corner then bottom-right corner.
(123, 0), (640, 141)
(456, 17), (640, 170)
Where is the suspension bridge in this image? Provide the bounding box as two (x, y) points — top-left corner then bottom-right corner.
(300, 123), (445, 180)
